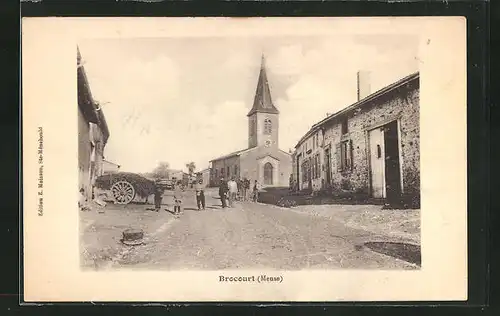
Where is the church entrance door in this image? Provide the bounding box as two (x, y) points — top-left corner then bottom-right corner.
(264, 162), (273, 185)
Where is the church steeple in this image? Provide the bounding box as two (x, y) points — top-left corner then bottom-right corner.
(247, 54), (279, 117)
(247, 54), (280, 149)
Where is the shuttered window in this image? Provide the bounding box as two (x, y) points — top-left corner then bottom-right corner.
(316, 153), (321, 178)
(337, 140), (353, 172)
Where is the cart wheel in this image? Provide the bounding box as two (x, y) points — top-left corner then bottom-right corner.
(111, 180), (136, 204)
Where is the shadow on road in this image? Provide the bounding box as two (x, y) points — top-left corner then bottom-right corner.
(364, 242), (421, 266)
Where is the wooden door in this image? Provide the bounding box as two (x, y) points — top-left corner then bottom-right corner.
(264, 162), (273, 185)
(369, 128), (386, 198)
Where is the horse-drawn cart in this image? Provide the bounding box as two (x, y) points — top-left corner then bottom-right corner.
(95, 172), (174, 205)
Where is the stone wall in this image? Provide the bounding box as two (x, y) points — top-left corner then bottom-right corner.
(325, 83), (420, 199)
(211, 155), (241, 185)
(294, 129), (325, 191)
(294, 79), (420, 203)
(240, 146), (292, 187)
(78, 109), (92, 200)
(249, 112), (280, 148)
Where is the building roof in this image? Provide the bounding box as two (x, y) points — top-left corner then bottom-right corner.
(247, 55), (279, 117)
(294, 72), (419, 149)
(77, 46), (110, 144)
(103, 159), (120, 167)
(210, 147), (256, 162)
(210, 146), (291, 163)
(168, 169), (183, 174)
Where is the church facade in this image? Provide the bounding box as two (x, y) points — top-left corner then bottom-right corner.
(209, 57), (292, 187)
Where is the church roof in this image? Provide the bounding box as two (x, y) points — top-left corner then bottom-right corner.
(247, 55), (280, 117)
(210, 146), (290, 163)
(209, 147), (256, 162)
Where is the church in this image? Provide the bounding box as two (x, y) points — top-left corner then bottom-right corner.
(209, 56), (292, 187)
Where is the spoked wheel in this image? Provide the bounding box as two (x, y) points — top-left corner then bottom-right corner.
(111, 180), (136, 204)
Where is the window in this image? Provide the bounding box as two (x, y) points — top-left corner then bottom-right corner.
(227, 166), (230, 178)
(221, 168), (224, 176)
(341, 118), (349, 135)
(315, 154), (321, 179)
(316, 133), (319, 148)
(264, 119), (272, 135)
(234, 165), (238, 177)
(215, 169), (218, 179)
(339, 140), (353, 171)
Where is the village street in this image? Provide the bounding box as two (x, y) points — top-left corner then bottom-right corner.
(80, 188), (420, 271)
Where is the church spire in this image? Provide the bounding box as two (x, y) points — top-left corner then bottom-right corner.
(247, 54), (279, 117)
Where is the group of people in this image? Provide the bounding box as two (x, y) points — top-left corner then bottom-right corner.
(151, 176), (260, 214)
(153, 179), (206, 216)
(218, 177), (260, 208)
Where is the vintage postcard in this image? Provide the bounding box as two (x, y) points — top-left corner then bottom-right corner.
(22, 17), (467, 302)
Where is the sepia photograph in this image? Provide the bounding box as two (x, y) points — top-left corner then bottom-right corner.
(23, 17), (466, 302)
(77, 35), (421, 271)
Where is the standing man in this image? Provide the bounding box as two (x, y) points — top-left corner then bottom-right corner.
(241, 177), (248, 202)
(252, 180), (260, 202)
(154, 179), (164, 212)
(244, 178), (251, 201)
(219, 177), (228, 208)
(195, 179), (206, 211)
(236, 178), (242, 201)
(227, 177), (238, 207)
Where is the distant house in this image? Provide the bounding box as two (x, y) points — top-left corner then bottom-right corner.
(102, 159), (121, 174)
(198, 168), (211, 186)
(292, 71), (420, 206)
(78, 47), (110, 200)
(168, 169), (184, 181)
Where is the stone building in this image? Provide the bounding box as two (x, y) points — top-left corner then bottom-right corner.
(292, 71), (420, 206)
(209, 56), (292, 187)
(78, 47), (110, 201)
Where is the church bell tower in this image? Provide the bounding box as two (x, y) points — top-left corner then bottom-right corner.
(247, 55), (280, 149)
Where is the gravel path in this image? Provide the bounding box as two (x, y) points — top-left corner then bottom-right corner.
(80, 190), (418, 271)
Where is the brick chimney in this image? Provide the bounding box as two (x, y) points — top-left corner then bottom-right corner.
(357, 70), (371, 101)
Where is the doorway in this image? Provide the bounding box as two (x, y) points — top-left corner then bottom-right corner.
(383, 121), (402, 202)
(264, 162), (274, 185)
(368, 120), (402, 201)
(324, 147), (331, 187)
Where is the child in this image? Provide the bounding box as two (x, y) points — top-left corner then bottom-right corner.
(173, 181), (184, 215)
(78, 188), (89, 211)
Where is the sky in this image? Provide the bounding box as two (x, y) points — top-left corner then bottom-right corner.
(78, 35), (418, 173)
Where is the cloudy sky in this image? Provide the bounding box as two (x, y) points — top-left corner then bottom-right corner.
(78, 35), (418, 173)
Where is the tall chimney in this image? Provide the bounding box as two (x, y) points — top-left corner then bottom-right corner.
(357, 70), (371, 101)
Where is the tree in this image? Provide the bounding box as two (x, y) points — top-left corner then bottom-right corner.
(152, 162), (170, 179)
(186, 162), (196, 176)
